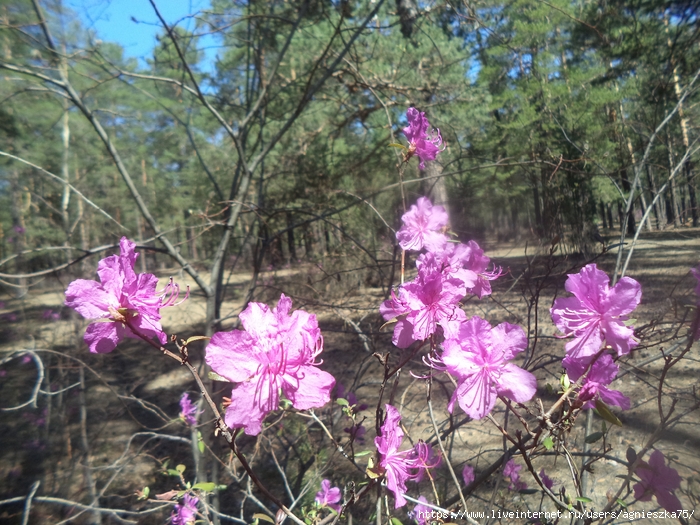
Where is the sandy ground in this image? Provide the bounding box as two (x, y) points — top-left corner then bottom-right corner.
(0, 229), (698, 524)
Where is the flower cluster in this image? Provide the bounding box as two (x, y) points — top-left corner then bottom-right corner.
(375, 404), (440, 508)
(382, 197), (531, 422)
(550, 264), (640, 411)
(65, 237), (186, 354)
(382, 198), (500, 349)
(205, 294), (335, 435)
(402, 108), (445, 169)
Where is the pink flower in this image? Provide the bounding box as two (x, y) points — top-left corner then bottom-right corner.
(344, 423), (366, 444)
(179, 393), (199, 426)
(375, 405), (437, 508)
(336, 382), (368, 412)
(42, 309), (60, 321)
(462, 464), (475, 486)
(633, 450), (682, 512)
(539, 469), (554, 490)
(395, 197), (449, 252)
(171, 494), (198, 525)
(315, 479), (342, 512)
(418, 241), (501, 298)
(551, 264), (641, 362)
(503, 459), (527, 491)
(65, 238), (186, 354)
(408, 496), (431, 525)
(440, 316), (537, 420)
(577, 354), (630, 410)
(205, 294), (335, 436)
(403, 108), (445, 169)
(380, 266), (465, 348)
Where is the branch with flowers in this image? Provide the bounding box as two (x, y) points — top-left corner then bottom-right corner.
(2, 108), (691, 525)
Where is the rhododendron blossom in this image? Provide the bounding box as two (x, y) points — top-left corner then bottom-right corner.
(205, 294), (335, 435)
(440, 316), (537, 420)
(179, 393), (199, 426)
(315, 479), (342, 512)
(633, 450), (682, 512)
(539, 469), (554, 490)
(375, 404), (439, 508)
(577, 354), (630, 410)
(402, 108), (445, 169)
(65, 237), (186, 354)
(551, 264), (641, 362)
(462, 464), (475, 486)
(503, 459), (527, 491)
(380, 268), (466, 348)
(396, 197), (449, 252)
(171, 494), (198, 525)
(408, 496), (431, 525)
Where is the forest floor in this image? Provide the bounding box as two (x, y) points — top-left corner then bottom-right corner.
(0, 228), (699, 524)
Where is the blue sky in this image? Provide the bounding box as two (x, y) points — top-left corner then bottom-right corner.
(69, 0), (216, 66)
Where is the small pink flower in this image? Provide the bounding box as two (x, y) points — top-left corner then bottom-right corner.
(539, 469), (554, 490)
(343, 423), (366, 444)
(396, 197), (449, 252)
(205, 294), (335, 436)
(375, 405), (438, 508)
(633, 450), (682, 512)
(315, 479), (342, 512)
(179, 393), (199, 426)
(403, 108), (445, 169)
(503, 459), (527, 491)
(551, 264), (641, 362)
(171, 494), (198, 525)
(408, 496), (431, 525)
(462, 464), (475, 486)
(576, 354), (630, 410)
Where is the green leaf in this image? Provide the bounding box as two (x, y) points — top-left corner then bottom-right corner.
(595, 399), (622, 427)
(184, 335), (210, 345)
(560, 373), (570, 390)
(176, 464), (186, 474)
(390, 518), (404, 525)
(167, 469), (180, 476)
(623, 318), (636, 326)
(542, 436), (554, 450)
(252, 513), (275, 523)
(585, 432), (604, 444)
(616, 498), (627, 508)
(197, 431), (205, 454)
(354, 450), (372, 457)
(388, 143), (406, 150)
(192, 482), (216, 492)
(336, 398), (349, 407)
(576, 496), (593, 503)
(518, 488), (538, 495)
(208, 371), (229, 382)
(216, 485), (228, 491)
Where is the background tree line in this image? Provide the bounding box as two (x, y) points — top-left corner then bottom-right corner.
(1, 0), (699, 310)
